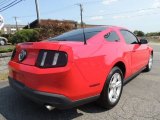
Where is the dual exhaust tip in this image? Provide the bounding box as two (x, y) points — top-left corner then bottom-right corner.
(45, 105), (55, 111)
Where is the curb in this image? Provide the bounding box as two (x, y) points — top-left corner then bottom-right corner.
(0, 79), (8, 83)
(0, 52), (12, 58)
(0, 80), (8, 89)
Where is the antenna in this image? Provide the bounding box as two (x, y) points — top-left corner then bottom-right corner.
(76, 3), (87, 45)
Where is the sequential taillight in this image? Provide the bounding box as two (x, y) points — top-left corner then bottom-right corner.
(36, 50), (68, 68)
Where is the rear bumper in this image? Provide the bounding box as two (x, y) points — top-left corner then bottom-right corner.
(9, 77), (99, 109)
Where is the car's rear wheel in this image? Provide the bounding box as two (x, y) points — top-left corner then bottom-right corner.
(0, 39), (5, 46)
(97, 67), (123, 109)
(144, 54), (153, 72)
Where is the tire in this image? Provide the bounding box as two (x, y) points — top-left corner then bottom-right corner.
(0, 40), (5, 46)
(144, 54), (153, 72)
(97, 67), (123, 109)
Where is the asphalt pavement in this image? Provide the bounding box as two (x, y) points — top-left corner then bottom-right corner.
(0, 43), (160, 120)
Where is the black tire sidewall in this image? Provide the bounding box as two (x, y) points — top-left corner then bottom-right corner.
(145, 54), (153, 72)
(100, 67), (123, 108)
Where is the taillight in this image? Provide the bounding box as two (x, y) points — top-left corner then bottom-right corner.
(36, 50), (68, 68)
(11, 49), (16, 60)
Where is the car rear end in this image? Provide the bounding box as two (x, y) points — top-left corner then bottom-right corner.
(8, 27), (108, 109)
(9, 41), (96, 109)
(9, 41), (101, 109)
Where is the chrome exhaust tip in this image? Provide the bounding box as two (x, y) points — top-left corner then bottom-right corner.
(45, 105), (55, 111)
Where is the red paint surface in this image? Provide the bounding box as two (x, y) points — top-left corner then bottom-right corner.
(8, 26), (152, 101)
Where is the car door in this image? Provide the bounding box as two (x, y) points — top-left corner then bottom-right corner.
(120, 30), (148, 74)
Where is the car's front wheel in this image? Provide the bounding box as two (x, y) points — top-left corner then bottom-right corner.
(144, 54), (153, 72)
(97, 67), (123, 109)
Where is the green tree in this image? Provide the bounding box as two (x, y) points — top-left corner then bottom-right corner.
(11, 29), (39, 44)
(133, 30), (145, 37)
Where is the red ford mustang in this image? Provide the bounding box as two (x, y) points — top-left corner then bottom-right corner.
(8, 26), (153, 110)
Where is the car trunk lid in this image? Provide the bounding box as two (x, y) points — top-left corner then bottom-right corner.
(12, 42), (61, 66)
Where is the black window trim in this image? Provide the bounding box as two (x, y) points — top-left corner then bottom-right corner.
(120, 29), (140, 44)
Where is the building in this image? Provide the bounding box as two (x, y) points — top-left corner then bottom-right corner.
(1, 24), (25, 34)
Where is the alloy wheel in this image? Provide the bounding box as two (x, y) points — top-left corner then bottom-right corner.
(148, 55), (153, 69)
(108, 73), (122, 103)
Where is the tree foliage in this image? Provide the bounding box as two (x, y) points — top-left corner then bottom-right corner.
(11, 29), (39, 44)
(35, 20), (76, 40)
(146, 32), (160, 36)
(133, 30), (145, 37)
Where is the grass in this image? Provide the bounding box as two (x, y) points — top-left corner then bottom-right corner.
(0, 72), (8, 81)
(0, 45), (15, 53)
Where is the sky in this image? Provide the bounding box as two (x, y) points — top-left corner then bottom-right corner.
(1, 0), (160, 33)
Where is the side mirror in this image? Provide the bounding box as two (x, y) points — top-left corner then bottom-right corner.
(140, 39), (148, 44)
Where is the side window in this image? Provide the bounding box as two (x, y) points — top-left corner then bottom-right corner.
(120, 30), (139, 44)
(104, 31), (120, 42)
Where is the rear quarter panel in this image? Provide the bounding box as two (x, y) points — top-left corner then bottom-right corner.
(70, 28), (131, 93)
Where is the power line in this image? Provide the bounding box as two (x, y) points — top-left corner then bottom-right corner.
(0, 0), (19, 10)
(0, 0), (23, 12)
(0, 0), (115, 18)
(40, 0), (102, 15)
(0, 0), (100, 14)
(0, 0), (12, 7)
(8, 4), (76, 19)
(13, 2), (160, 20)
(11, 0), (100, 18)
(3, 0), (160, 24)
(10, 6), (160, 24)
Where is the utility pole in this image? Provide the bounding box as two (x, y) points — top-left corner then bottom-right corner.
(76, 3), (86, 44)
(77, 3), (84, 28)
(28, 22), (30, 29)
(35, 0), (40, 24)
(13, 16), (18, 31)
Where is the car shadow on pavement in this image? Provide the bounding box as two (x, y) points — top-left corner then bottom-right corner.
(0, 86), (106, 120)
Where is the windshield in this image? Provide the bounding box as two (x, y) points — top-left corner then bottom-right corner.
(48, 27), (107, 42)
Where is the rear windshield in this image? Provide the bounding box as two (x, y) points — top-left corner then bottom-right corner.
(48, 27), (107, 42)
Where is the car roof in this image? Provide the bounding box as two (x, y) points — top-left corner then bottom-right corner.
(81, 26), (127, 32)
(76, 26), (107, 33)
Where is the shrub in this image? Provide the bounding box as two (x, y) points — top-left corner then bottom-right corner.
(33, 20), (75, 40)
(146, 32), (160, 37)
(11, 29), (39, 44)
(133, 30), (145, 37)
